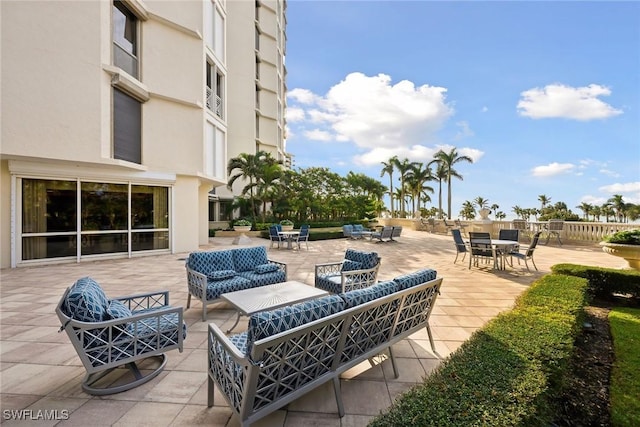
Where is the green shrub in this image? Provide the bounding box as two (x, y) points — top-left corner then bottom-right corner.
(609, 307), (640, 426)
(602, 229), (640, 245)
(369, 274), (589, 427)
(551, 264), (640, 301)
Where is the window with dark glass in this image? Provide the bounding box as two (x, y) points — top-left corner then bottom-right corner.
(113, 88), (141, 164)
(113, 1), (138, 78)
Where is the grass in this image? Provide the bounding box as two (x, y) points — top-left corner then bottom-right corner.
(609, 307), (640, 427)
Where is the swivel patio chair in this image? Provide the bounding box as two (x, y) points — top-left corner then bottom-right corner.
(451, 228), (467, 263)
(315, 248), (381, 293)
(56, 277), (185, 395)
(509, 231), (542, 271)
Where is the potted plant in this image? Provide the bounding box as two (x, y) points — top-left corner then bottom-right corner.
(600, 229), (640, 270)
(233, 219), (252, 232)
(279, 219), (294, 231)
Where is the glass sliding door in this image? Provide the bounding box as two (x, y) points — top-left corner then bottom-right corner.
(131, 185), (169, 251)
(81, 182), (128, 255)
(21, 179), (77, 260)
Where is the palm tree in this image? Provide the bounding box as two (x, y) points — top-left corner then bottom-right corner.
(405, 163), (434, 215)
(392, 157), (418, 216)
(428, 159), (447, 219)
(227, 151), (275, 224)
(576, 202), (593, 221)
(380, 156), (397, 217)
(433, 148), (473, 219)
(538, 195), (551, 212)
(607, 194), (626, 222)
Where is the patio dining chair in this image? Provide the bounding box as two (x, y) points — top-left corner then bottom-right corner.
(545, 219), (564, 246)
(512, 219), (530, 242)
(269, 225), (284, 249)
(451, 228), (467, 263)
(509, 231), (542, 271)
(468, 232), (498, 269)
(454, 219), (469, 236)
(295, 224), (310, 249)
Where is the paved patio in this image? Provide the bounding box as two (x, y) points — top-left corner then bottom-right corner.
(0, 229), (623, 426)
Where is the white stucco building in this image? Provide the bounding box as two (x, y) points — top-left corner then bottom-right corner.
(0, 0), (287, 268)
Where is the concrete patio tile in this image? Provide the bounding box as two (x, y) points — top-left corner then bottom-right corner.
(171, 404), (232, 426)
(0, 229), (622, 425)
(143, 371), (206, 404)
(112, 401), (185, 426)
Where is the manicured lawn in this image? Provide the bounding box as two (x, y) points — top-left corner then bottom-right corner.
(609, 307), (640, 427)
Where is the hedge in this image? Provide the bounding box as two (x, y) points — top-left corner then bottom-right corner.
(369, 274), (589, 427)
(551, 264), (640, 300)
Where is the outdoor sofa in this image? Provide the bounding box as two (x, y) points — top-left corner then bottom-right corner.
(207, 268), (441, 427)
(186, 246), (287, 321)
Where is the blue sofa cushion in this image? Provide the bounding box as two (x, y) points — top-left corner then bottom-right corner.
(315, 275), (343, 294)
(254, 263), (279, 274)
(246, 294), (345, 353)
(106, 300), (132, 319)
(64, 277), (109, 322)
(344, 249), (379, 270)
(188, 250), (235, 277)
(208, 269), (236, 281)
(232, 246), (269, 273)
(341, 259), (362, 272)
(393, 269), (438, 291)
(206, 276), (254, 300)
(237, 270), (286, 288)
(340, 280), (398, 308)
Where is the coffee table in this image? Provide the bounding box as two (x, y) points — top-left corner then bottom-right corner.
(221, 281), (329, 333)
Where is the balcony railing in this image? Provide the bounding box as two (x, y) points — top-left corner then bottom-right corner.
(206, 87), (223, 120)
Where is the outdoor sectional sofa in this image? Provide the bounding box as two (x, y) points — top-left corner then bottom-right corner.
(207, 268), (441, 427)
(186, 246), (287, 321)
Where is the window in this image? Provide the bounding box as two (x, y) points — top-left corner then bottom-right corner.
(204, 1), (225, 60)
(206, 62), (224, 119)
(113, 1), (138, 78)
(113, 88), (141, 164)
(20, 178), (170, 261)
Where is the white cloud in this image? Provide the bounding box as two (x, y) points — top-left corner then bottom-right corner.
(288, 72), (453, 147)
(531, 162), (575, 177)
(304, 129), (333, 142)
(355, 144), (484, 167)
(517, 84), (623, 120)
(286, 107), (305, 122)
(287, 88), (320, 104)
(598, 181), (640, 194)
(481, 106), (488, 113)
(599, 169), (621, 178)
(580, 195), (607, 206)
(454, 121), (474, 140)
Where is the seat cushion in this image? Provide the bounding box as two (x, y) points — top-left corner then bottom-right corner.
(232, 246), (269, 273)
(237, 270), (286, 288)
(208, 270), (236, 281)
(393, 269), (438, 291)
(246, 294), (345, 353)
(340, 280), (398, 308)
(344, 249), (379, 269)
(188, 250), (235, 277)
(64, 277), (109, 322)
(315, 274), (343, 294)
(205, 276), (254, 300)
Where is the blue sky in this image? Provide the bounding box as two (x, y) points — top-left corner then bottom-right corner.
(283, 1), (640, 219)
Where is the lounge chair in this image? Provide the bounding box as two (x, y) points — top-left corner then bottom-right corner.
(371, 226), (393, 243)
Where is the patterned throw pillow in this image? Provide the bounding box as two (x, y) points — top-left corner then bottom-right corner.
(341, 259), (362, 272)
(393, 269), (438, 291)
(254, 263), (279, 274)
(64, 277), (109, 322)
(208, 270), (236, 281)
(106, 299), (132, 319)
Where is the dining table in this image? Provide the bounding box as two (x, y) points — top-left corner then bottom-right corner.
(278, 230), (300, 249)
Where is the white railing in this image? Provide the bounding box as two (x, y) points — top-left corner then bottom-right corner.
(205, 88), (223, 120)
(380, 218), (638, 243)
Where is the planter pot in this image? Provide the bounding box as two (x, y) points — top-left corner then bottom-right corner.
(478, 208), (491, 221)
(280, 225), (294, 231)
(233, 225), (252, 232)
(600, 242), (640, 271)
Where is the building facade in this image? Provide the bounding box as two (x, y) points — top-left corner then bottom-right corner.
(209, 0), (289, 229)
(0, 0), (285, 268)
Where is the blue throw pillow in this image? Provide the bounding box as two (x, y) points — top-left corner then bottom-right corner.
(208, 270), (236, 281)
(254, 263), (279, 274)
(341, 259), (362, 272)
(106, 299), (132, 319)
(64, 277), (109, 322)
